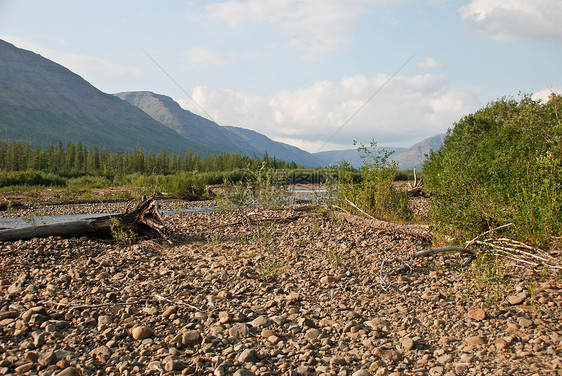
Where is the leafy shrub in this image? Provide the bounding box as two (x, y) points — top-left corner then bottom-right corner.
(338, 140), (412, 221)
(423, 94), (562, 247)
(0, 170), (66, 187)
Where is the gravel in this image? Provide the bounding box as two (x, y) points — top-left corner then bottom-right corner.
(0, 202), (560, 376)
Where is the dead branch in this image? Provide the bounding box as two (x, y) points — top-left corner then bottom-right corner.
(0, 197), (169, 243)
(331, 209), (431, 240)
(408, 168), (424, 196)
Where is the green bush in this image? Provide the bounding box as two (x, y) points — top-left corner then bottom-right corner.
(423, 94), (562, 247)
(338, 140), (412, 221)
(0, 170), (66, 187)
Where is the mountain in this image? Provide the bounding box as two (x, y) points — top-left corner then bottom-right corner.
(116, 91), (323, 167)
(114, 91), (249, 155)
(314, 146), (408, 168)
(391, 134), (445, 170)
(223, 126), (322, 167)
(313, 134), (445, 170)
(0, 39), (204, 153)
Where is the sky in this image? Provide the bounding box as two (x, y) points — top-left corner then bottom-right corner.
(1, 0), (561, 152)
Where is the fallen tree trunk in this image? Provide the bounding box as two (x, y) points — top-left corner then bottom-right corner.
(0, 197), (168, 242)
(330, 210), (432, 240)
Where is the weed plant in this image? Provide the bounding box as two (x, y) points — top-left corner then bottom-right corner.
(337, 140), (412, 222)
(110, 218), (138, 246)
(216, 162), (290, 210)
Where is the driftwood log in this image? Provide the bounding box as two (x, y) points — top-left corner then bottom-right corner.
(331, 210), (431, 240)
(0, 197), (167, 242)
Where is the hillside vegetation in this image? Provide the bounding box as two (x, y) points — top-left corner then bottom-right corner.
(423, 94), (562, 249)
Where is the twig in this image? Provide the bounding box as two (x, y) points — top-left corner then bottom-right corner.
(464, 223), (513, 248)
(153, 294), (201, 311)
(344, 198), (376, 220)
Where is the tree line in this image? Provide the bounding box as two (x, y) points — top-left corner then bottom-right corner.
(0, 140), (299, 176)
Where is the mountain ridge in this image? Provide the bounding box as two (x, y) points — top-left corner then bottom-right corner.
(115, 91), (323, 167)
(0, 38), (445, 169)
(0, 39), (204, 154)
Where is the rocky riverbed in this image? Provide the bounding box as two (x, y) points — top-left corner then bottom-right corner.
(0, 200), (561, 376)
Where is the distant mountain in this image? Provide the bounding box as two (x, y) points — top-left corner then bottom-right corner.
(114, 91), (249, 155)
(223, 126), (322, 167)
(0, 39), (202, 153)
(116, 91), (323, 167)
(391, 134), (445, 170)
(313, 134), (445, 170)
(314, 146), (408, 168)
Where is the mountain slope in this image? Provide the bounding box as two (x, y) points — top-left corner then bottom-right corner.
(116, 91), (323, 167)
(0, 39), (201, 153)
(314, 146), (408, 168)
(223, 126), (322, 167)
(391, 134), (445, 169)
(313, 134), (444, 169)
(114, 91), (250, 155)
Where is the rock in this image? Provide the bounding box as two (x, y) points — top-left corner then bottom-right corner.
(90, 345), (112, 358)
(437, 354), (452, 364)
(164, 360), (187, 371)
(55, 367), (80, 376)
(351, 370), (371, 376)
(330, 356), (346, 367)
(261, 329), (276, 338)
(14, 363), (35, 373)
(131, 325), (153, 340)
(7, 281), (24, 294)
(233, 369), (255, 376)
(507, 323), (520, 332)
(320, 276), (337, 284)
(494, 337), (508, 350)
(229, 323), (250, 339)
(429, 366), (444, 376)
(465, 335), (485, 346)
(218, 311), (231, 323)
(38, 351), (57, 366)
(181, 330), (202, 346)
(401, 337), (415, 351)
(162, 305), (178, 318)
(467, 308), (486, 320)
(24, 351), (39, 363)
(518, 317), (533, 327)
(508, 293), (526, 305)
(298, 317), (316, 328)
(238, 348), (259, 363)
(250, 315), (269, 327)
(304, 328), (322, 340)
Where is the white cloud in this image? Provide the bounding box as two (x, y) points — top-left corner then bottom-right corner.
(531, 87), (562, 102)
(180, 46), (229, 70)
(417, 57), (444, 70)
(180, 74), (483, 151)
(205, 0), (391, 59)
(460, 0), (562, 42)
(0, 35), (143, 78)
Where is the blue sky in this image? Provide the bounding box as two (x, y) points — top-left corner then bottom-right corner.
(1, 0), (561, 152)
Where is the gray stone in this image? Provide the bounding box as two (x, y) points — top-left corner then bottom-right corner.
(55, 367), (80, 376)
(229, 323), (250, 339)
(181, 330), (202, 346)
(237, 348), (258, 363)
(233, 369), (255, 376)
(351, 370), (371, 376)
(164, 360), (187, 371)
(305, 328), (322, 340)
(401, 336), (415, 351)
(38, 351), (58, 366)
